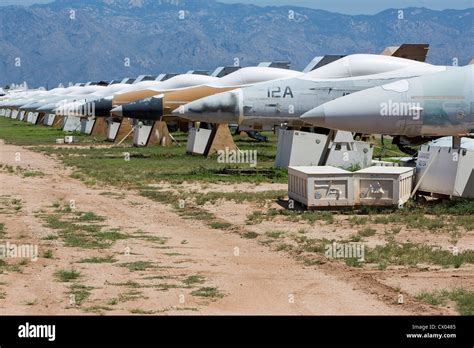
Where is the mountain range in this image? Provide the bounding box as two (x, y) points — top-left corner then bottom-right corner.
(0, 0), (472, 87)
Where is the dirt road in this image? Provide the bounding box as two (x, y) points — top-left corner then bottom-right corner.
(0, 140), (442, 315)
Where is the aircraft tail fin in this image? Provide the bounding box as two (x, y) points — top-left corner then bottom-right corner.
(257, 61), (291, 69)
(303, 55), (346, 73)
(211, 66), (241, 77)
(381, 43), (429, 62)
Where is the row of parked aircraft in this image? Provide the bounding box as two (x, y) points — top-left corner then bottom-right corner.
(1, 44), (472, 152)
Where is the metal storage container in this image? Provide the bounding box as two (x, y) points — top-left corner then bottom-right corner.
(288, 166), (354, 208)
(275, 129), (329, 168)
(416, 144), (474, 198)
(354, 167), (415, 207)
(186, 127), (212, 155)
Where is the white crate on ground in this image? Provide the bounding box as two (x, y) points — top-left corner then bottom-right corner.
(288, 166), (354, 208)
(354, 166), (415, 207)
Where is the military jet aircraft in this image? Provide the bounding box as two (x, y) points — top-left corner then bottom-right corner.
(81, 72), (221, 117)
(109, 66), (303, 120)
(0, 83), (107, 111)
(172, 54), (450, 129)
(52, 75), (179, 116)
(300, 65), (473, 148)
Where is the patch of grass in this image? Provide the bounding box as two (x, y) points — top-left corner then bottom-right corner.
(345, 258), (363, 267)
(108, 280), (142, 288)
(42, 234), (58, 240)
(364, 199), (474, 233)
(246, 211), (265, 225)
(12, 198), (22, 211)
(348, 216), (369, 225)
(265, 230), (284, 239)
(191, 286), (224, 299)
(96, 229), (128, 241)
(194, 190), (287, 205)
(0, 259), (24, 273)
(132, 230), (168, 244)
(389, 227), (402, 234)
(163, 252), (183, 256)
(209, 222), (232, 230)
(44, 214), (72, 230)
(118, 290), (147, 302)
(365, 241), (474, 268)
(0, 197), (23, 214)
(76, 211), (105, 222)
(139, 190), (178, 205)
(377, 260), (388, 270)
(41, 213), (120, 249)
(54, 269), (81, 282)
(242, 231), (259, 239)
(357, 228), (376, 238)
(120, 261), (155, 272)
(416, 288), (474, 315)
(0, 120), (285, 186)
(129, 308), (156, 314)
(78, 255), (116, 263)
(43, 250), (53, 259)
(154, 283), (180, 291)
(68, 284), (92, 305)
(0, 165), (45, 178)
(22, 170), (45, 178)
(280, 209), (334, 225)
(182, 275), (205, 286)
(83, 305), (113, 314)
(177, 207), (215, 222)
(275, 243), (294, 252)
(107, 298), (118, 306)
(0, 118), (91, 146)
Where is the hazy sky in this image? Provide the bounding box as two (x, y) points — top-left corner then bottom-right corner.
(1, 0), (472, 14)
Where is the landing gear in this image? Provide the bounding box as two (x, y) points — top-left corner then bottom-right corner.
(234, 126), (268, 142)
(392, 135), (424, 157)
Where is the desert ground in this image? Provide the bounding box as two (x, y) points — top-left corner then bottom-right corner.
(0, 119), (472, 315)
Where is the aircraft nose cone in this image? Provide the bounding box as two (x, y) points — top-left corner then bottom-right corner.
(88, 97), (113, 117)
(300, 106), (326, 127)
(116, 96), (163, 120)
(110, 106), (123, 117)
(173, 90), (241, 124)
(302, 85), (409, 134)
